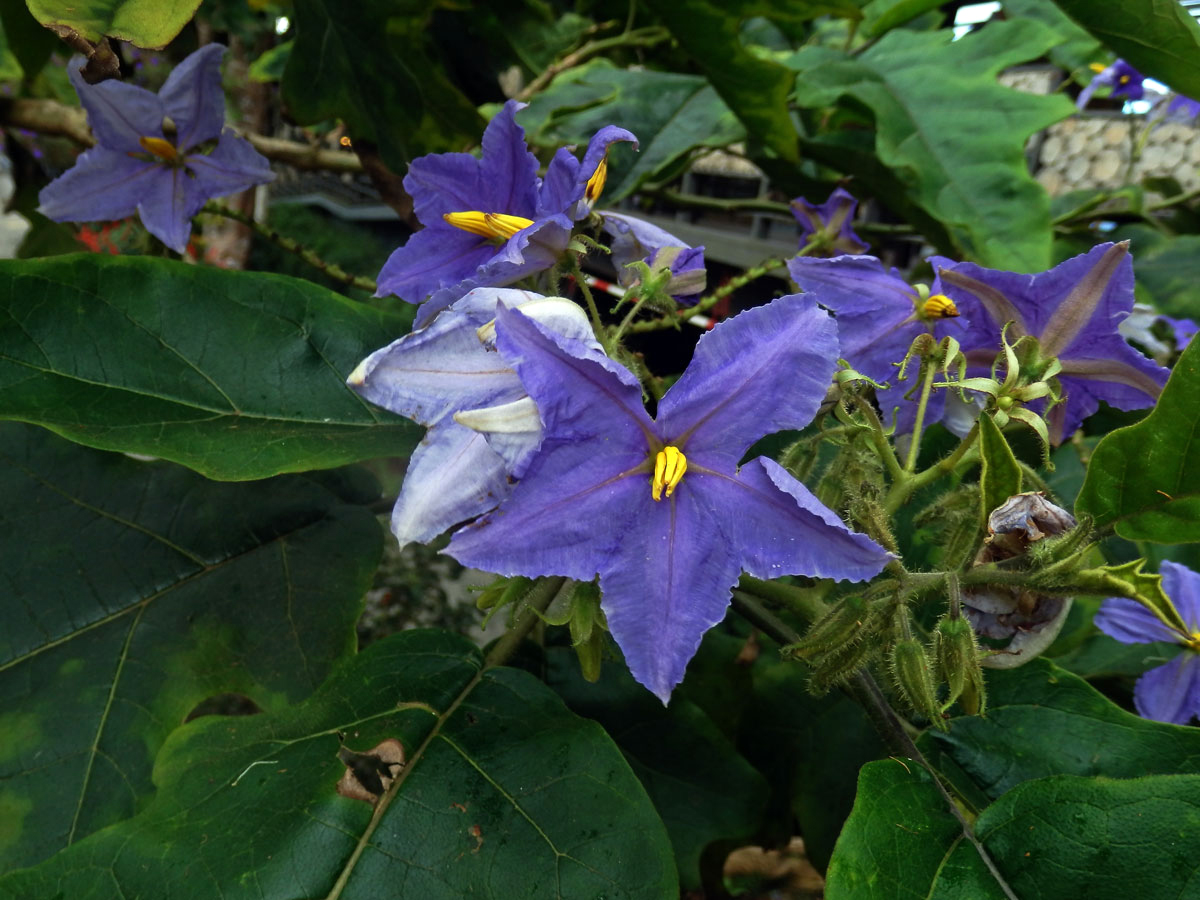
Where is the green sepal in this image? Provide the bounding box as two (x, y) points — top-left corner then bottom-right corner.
(977, 412), (1023, 527)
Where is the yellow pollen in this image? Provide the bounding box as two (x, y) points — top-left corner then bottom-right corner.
(443, 211), (534, 240)
(1186, 631), (1200, 652)
(1089, 62), (1106, 73)
(651, 446), (687, 502)
(923, 293), (959, 319)
(138, 136), (179, 162)
(1119, 75), (1130, 84)
(585, 155), (608, 206)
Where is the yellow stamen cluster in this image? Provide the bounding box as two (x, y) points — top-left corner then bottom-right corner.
(585, 156), (608, 207)
(138, 136), (179, 163)
(922, 293), (960, 319)
(1089, 62), (1106, 74)
(443, 211), (534, 241)
(651, 446), (687, 502)
(1186, 631), (1200, 653)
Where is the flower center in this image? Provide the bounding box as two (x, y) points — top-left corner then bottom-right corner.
(922, 293), (959, 319)
(584, 155), (608, 207)
(651, 446), (687, 502)
(443, 211), (534, 241)
(138, 136), (179, 163)
(1185, 631), (1200, 652)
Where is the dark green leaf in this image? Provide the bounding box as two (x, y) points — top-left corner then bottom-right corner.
(824, 760), (1002, 899)
(1001, 0), (1101, 75)
(1076, 335), (1200, 541)
(0, 424), (381, 870)
(519, 60), (746, 201)
(282, 0), (481, 172)
(974, 774), (1200, 899)
(25, 0), (201, 47)
(1049, 0), (1200, 99)
(978, 414), (1023, 523)
(1125, 232), (1200, 321)
(546, 643), (768, 890)
(861, 0), (945, 39)
(930, 658), (1200, 800)
(0, 631), (678, 899)
(0, 0), (57, 77)
(0, 254), (420, 480)
(787, 20), (1074, 271)
(247, 39), (291, 83)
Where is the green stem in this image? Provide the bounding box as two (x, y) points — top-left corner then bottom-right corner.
(737, 574), (830, 625)
(483, 577), (566, 668)
(517, 27), (669, 101)
(202, 203), (378, 293)
(567, 255), (605, 337)
(854, 396), (906, 486)
(607, 290), (651, 349)
(904, 357), (940, 472)
(884, 422), (980, 515)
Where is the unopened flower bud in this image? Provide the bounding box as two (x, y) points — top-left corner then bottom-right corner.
(934, 615), (986, 713)
(890, 638), (945, 729)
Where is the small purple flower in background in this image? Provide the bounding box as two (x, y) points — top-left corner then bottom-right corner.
(376, 100), (636, 327)
(932, 242), (1169, 443)
(38, 45), (274, 253)
(447, 293), (892, 701)
(1164, 94), (1200, 122)
(790, 188), (870, 256)
(1095, 562), (1200, 725)
(1077, 59), (1147, 110)
(601, 211), (706, 305)
(347, 288), (602, 546)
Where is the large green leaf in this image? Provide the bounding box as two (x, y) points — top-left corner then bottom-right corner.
(545, 643), (768, 890)
(641, 0), (855, 171)
(787, 20), (1074, 271)
(25, 0), (200, 47)
(930, 658), (1200, 801)
(824, 760), (1001, 899)
(0, 0), (57, 78)
(829, 760), (1200, 898)
(1076, 335), (1200, 541)
(0, 631), (678, 899)
(0, 424), (382, 870)
(0, 254), (420, 480)
(1049, 0), (1200, 98)
(978, 413), (1022, 523)
(519, 59), (746, 202)
(1001, 0), (1101, 75)
(282, 0), (482, 172)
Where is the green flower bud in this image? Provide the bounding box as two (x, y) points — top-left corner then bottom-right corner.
(934, 615), (986, 714)
(890, 638), (946, 730)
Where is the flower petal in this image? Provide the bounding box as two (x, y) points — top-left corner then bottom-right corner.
(135, 166), (201, 252)
(1094, 596), (1179, 644)
(1133, 653), (1200, 724)
(184, 131), (275, 197)
(478, 100), (541, 216)
(454, 396), (542, 477)
(158, 44), (226, 150)
(656, 293), (838, 465)
(392, 422), (511, 545)
(375, 225), (495, 305)
(38, 148), (153, 222)
(1162, 562), (1200, 631)
(70, 60), (165, 154)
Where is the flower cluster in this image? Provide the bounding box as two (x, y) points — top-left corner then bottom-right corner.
(39, 45), (274, 253)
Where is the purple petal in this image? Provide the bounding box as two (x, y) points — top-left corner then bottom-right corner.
(1133, 654), (1200, 724)
(1165, 95), (1200, 122)
(791, 188), (869, 255)
(392, 422), (511, 545)
(656, 293), (838, 465)
(404, 151), (490, 224)
(184, 131), (274, 197)
(347, 305), (528, 426)
(375, 225), (496, 305)
(1167, 315), (1198, 348)
(1041, 243), (1131, 358)
(1094, 597), (1178, 644)
(158, 44), (226, 151)
(37, 148), (153, 222)
(478, 100), (541, 216)
(135, 166), (202, 252)
(1162, 562), (1200, 631)
(70, 60), (165, 154)
(537, 147), (581, 219)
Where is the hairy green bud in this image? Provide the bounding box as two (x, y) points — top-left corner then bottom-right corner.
(934, 615), (986, 715)
(890, 638), (946, 730)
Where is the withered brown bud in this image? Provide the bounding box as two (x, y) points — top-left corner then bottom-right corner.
(966, 492), (1076, 669)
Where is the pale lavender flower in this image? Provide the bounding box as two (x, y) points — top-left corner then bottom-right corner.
(601, 211), (706, 304)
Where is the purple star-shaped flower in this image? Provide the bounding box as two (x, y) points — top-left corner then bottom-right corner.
(790, 188), (870, 256)
(1095, 562), (1200, 725)
(932, 242), (1169, 443)
(601, 211), (706, 305)
(1077, 59), (1147, 110)
(348, 288), (602, 545)
(38, 45), (274, 253)
(377, 100), (636, 327)
(1164, 94), (1200, 122)
(447, 293), (892, 701)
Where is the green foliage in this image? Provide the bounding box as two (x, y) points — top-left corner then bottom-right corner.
(25, 0), (201, 47)
(282, 0), (482, 172)
(1050, 0), (1200, 97)
(978, 413), (1022, 522)
(0, 0), (57, 78)
(0, 254), (420, 480)
(0, 424), (382, 870)
(0, 631), (678, 899)
(1001, 0), (1101, 75)
(787, 20), (1075, 271)
(519, 59), (745, 201)
(1077, 336), (1200, 541)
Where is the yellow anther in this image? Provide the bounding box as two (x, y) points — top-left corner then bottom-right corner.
(1119, 75), (1130, 84)
(922, 293), (959, 319)
(584, 155), (608, 207)
(138, 136), (179, 163)
(1186, 631), (1200, 652)
(443, 211), (534, 240)
(651, 445), (687, 502)
(1089, 62), (1106, 73)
